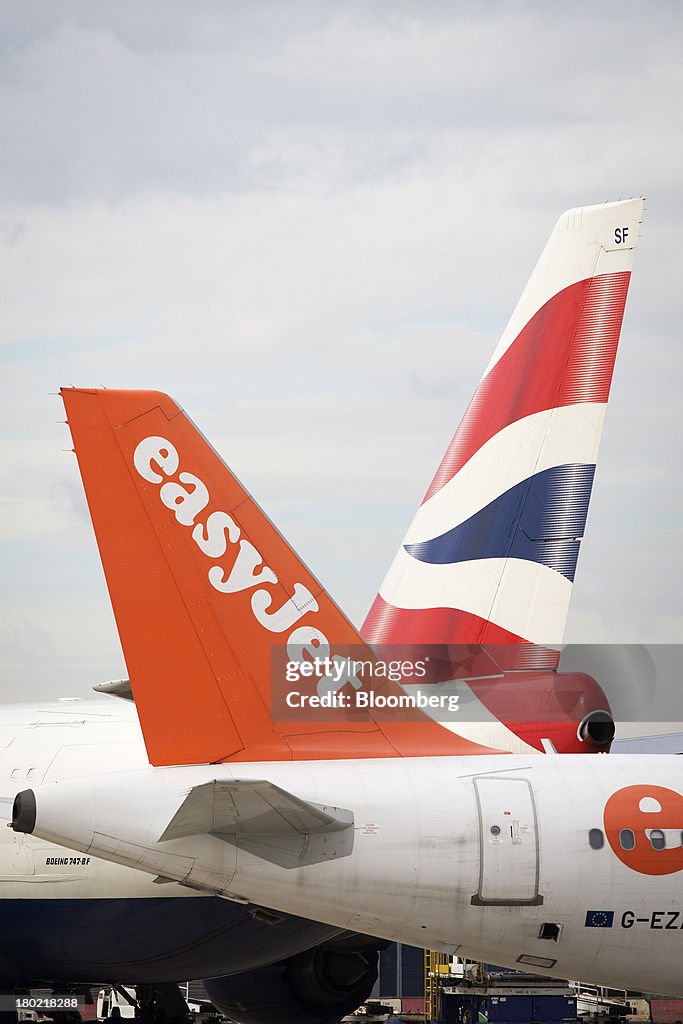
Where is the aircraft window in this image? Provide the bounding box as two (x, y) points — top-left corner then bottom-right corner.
(490, 825), (501, 836)
(619, 829), (635, 851)
(588, 828), (604, 850)
(650, 830), (666, 850)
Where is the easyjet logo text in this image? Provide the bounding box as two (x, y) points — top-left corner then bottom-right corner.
(133, 435), (338, 672)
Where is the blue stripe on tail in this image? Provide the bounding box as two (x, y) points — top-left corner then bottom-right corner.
(405, 463), (596, 582)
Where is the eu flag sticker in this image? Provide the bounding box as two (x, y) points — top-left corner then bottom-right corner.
(585, 910), (614, 928)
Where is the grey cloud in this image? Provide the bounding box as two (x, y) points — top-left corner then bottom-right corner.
(0, 3), (680, 203)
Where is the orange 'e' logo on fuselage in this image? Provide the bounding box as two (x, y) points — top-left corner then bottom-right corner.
(604, 785), (683, 876)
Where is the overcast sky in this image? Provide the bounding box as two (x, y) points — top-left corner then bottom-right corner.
(0, 1), (681, 705)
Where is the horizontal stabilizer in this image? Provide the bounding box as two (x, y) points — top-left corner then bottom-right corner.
(160, 779), (354, 869)
(92, 679), (134, 702)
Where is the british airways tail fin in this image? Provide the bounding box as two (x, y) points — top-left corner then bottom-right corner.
(363, 199), (644, 663)
(62, 388), (498, 766)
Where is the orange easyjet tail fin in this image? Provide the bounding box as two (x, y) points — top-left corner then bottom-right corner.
(62, 389), (496, 765)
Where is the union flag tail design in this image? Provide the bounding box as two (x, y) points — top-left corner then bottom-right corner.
(363, 199), (644, 665)
(62, 388), (499, 766)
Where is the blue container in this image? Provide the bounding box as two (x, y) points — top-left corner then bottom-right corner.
(439, 993), (577, 1024)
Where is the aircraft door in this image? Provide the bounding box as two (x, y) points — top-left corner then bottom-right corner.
(471, 776), (542, 905)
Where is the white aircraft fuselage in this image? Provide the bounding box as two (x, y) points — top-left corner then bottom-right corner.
(6, 704), (683, 996)
(0, 700), (149, 899)
(0, 701), (341, 987)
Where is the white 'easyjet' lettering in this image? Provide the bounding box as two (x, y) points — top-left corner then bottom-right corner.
(133, 436), (321, 649)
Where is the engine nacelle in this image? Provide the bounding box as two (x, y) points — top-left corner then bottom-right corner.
(467, 670), (615, 752)
(203, 934), (385, 1024)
